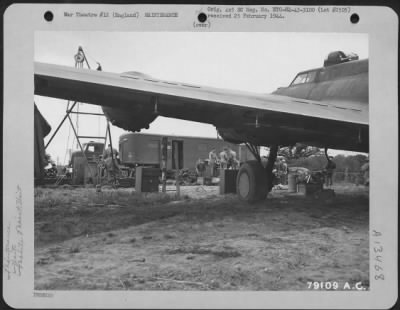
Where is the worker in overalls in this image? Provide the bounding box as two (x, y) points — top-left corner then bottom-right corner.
(279, 158), (289, 184)
(208, 149), (219, 177)
(195, 158), (206, 177)
(229, 149), (240, 169)
(219, 147), (230, 169)
(324, 156), (336, 187)
(102, 144), (120, 182)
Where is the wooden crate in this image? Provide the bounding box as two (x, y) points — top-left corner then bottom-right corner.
(297, 183), (323, 196)
(219, 169), (238, 194)
(135, 167), (160, 193)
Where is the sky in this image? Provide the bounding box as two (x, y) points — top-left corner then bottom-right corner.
(34, 32), (368, 164)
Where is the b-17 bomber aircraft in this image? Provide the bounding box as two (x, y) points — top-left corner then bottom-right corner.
(34, 50), (368, 202)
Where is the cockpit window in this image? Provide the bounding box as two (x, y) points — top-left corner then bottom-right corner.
(290, 70), (317, 86)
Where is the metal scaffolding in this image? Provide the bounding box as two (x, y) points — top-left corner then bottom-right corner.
(44, 46), (108, 185)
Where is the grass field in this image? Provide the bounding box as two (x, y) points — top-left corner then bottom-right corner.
(34, 183), (369, 291)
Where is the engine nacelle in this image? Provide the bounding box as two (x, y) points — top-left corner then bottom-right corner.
(102, 106), (157, 132)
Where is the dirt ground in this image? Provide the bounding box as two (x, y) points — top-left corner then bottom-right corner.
(34, 183), (369, 291)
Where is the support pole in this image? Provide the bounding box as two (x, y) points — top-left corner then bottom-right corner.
(175, 170), (180, 199)
(161, 137), (168, 193)
(265, 144), (278, 192)
(324, 147), (331, 162)
(45, 101), (77, 149)
(245, 143), (261, 162)
(106, 121), (118, 186)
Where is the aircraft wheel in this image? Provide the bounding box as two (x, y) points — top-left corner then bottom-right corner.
(236, 160), (268, 203)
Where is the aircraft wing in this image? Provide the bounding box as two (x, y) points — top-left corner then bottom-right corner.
(34, 62), (369, 152)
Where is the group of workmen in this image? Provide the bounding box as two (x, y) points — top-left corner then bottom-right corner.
(271, 156), (338, 187)
(197, 148), (338, 187)
(102, 144), (243, 181)
(196, 147), (240, 177)
(103, 144), (241, 180)
(101, 143), (369, 188)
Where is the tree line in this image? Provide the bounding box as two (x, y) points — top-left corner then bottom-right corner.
(287, 154), (368, 173)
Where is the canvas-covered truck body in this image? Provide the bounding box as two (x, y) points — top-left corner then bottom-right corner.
(119, 132), (254, 170)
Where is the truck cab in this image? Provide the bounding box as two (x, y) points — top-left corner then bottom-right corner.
(69, 141), (105, 166)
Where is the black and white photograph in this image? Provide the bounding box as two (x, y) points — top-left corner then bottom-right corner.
(33, 31), (370, 291)
(3, 4), (398, 309)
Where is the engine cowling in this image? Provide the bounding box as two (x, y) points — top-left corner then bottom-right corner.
(101, 71), (158, 132)
(102, 106), (157, 132)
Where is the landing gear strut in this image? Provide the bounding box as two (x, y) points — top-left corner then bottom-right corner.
(236, 144), (278, 203)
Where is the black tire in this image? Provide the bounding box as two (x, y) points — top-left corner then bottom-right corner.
(236, 160), (268, 203)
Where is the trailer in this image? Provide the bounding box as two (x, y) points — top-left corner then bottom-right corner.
(118, 132), (254, 170)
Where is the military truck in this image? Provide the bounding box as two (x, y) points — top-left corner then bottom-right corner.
(69, 141), (105, 185)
